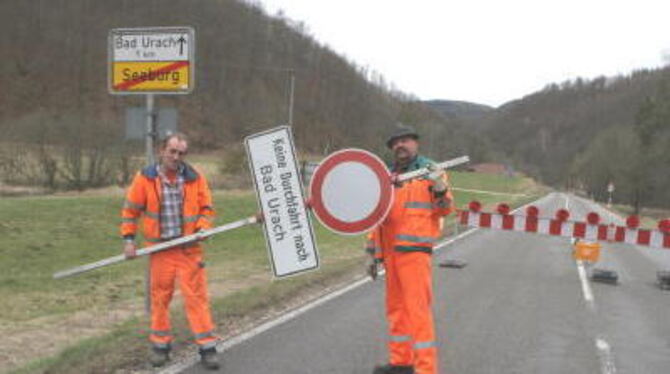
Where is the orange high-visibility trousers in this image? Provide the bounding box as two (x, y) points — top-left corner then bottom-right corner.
(148, 246), (217, 350)
(384, 251), (437, 374)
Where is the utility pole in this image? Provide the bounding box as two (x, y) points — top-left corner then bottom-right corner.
(144, 93), (156, 315)
(287, 69), (295, 127)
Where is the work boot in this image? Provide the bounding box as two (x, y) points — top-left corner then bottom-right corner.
(373, 364), (415, 374)
(200, 347), (220, 370)
(149, 346), (170, 367)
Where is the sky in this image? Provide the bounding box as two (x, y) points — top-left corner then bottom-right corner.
(258, 0), (670, 107)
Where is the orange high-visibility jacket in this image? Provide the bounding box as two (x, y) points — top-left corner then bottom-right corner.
(121, 163), (215, 244)
(366, 155), (454, 259)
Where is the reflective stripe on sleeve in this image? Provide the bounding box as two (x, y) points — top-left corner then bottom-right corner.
(395, 234), (436, 244)
(405, 201), (433, 209)
(414, 341), (437, 350)
(123, 200), (145, 211)
(389, 334), (412, 343)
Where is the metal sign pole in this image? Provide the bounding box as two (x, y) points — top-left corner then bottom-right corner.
(145, 93), (156, 166)
(144, 93), (156, 314)
(397, 155), (470, 182)
(53, 217), (258, 279)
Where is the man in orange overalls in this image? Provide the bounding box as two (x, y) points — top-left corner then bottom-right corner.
(367, 124), (455, 374)
(121, 133), (219, 370)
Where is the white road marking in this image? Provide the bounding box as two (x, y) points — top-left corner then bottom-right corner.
(596, 337), (617, 374)
(160, 276), (372, 374)
(565, 194), (617, 374)
(576, 259), (595, 305)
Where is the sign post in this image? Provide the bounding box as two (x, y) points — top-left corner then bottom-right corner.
(607, 182), (615, 209)
(245, 126), (319, 278)
(109, 26), (195, 164)
(109, 26), (195, 313)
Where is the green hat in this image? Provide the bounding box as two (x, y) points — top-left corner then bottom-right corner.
(386, 123), (419, 148)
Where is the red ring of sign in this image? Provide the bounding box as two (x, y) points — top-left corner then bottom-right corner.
(310, 149), (393, 234)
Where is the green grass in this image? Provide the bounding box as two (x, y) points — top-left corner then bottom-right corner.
(0, 191), (364, 321)
(2, 170), (546, 373)
(450, 170), (545, 195)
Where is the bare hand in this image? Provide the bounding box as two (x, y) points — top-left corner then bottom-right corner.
(366, 257), (381, 281)
(255, 211), (265, 224)
(196, 230), (208, 242)
(427, 165), (448, 193)
(123, 241), (137, 259)
(389, 172), (401, 187)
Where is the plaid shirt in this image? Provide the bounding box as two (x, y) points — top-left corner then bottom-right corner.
(158, 165), (184, 240)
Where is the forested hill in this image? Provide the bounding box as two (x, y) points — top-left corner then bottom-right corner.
(424, 100), (493, 120)
(0, 0), (473, 161)
(470, 68), (670, 210)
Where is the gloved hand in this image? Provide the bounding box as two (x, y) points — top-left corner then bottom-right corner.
(366, 256), (382, 281)
(426, 164), (449, 193)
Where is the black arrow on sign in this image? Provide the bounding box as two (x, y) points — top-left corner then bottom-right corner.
(177, 35), (186, 55)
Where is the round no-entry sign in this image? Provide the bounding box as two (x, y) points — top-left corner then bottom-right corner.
(309, 149), (393, 235)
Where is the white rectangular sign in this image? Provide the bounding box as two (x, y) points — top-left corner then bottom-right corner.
(111, 29), (192, 62)
(245, 126), (319, 277)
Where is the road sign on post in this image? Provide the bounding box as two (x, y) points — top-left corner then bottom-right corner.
(245, 126), (319, 278)
(109, 27), (195, 94)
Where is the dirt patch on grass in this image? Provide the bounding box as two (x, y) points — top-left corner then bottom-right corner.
(0, 182), (47, 197)
(0, 274), (270, 373)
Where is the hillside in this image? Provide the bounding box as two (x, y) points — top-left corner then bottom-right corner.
(472, 68), (670, 210)
(424, 99), (493, 120)
(0, 0), (481, 190)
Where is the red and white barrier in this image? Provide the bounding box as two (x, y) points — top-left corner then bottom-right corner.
(459, 201), (670, 249)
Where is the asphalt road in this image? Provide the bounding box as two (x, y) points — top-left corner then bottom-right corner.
(178, 193), (670, 374)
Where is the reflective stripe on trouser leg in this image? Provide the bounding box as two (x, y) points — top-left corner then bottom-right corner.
(150, 252), (178, 346)
(150, 330), (173, 350)
(198, 340), (218, 350)
(177, 251), (216, 347)
(385, 253), (413, 366)
(396, 251), (437, 374)
(152, 342), (171, 350)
